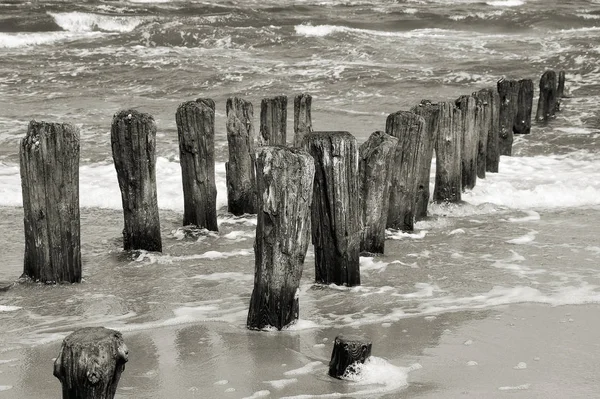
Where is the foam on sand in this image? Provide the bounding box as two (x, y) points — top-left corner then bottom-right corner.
(283, 361), (324, 376)
(264, 378), (298, 389)
(0, 305), (21, 312)
(242, 390), (270, 399)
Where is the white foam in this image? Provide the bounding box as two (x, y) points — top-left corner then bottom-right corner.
(359, 257), (389, 273)
(508, 210), (540, 223)
(242, 390), (270, 399)
(214, 380), (228, 385)
(0, 386), (13, 391)
(0, 32), (100, 49)
(467, 360), (478, 366)
(134, 249), (252, 265)
(498, 383), (531, 390)
(486, 0), (524, 6)
(223, 230), (255, 240)
(264, 378), (298, 389)
(283, 319), (321, 331)
(0, 359), (17, 364)
(294, 24), (481, 40)
(48, 12), (144, 33)
(506, 231), (537, 245)
(513, 362), (527, 369)
(386, 229), (427, 240)
(191, 272), (253, 282)
(283, 361), (324, 376)
(0, 305), (21, 312)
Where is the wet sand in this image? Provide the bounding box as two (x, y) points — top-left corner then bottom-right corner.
(1, 303), (598, 398)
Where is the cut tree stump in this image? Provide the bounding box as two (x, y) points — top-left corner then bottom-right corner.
(385, 111), (427, 231)
(497, 78), (520, 156)
(247, 146), (315, 330)
(455, 95), (479, 190)
(514, 79), (533, 134)
(226, 97), (258, 215)
(536, 70), (558, 122)
(433, 102), (462, 203)
(111, 110), (162, 252)
(293, 93), (312, 147)
(20, 121), (81, 284)
(259, 95), (287, 146)
(472, 89), (493, 179)
(53, 327), (128, 399)
(303, 131), (361, 287)
(358, 131), (398, 254)
(176, 100), (218, 231)
(410, 100), (440, 221)
(328, 335), (372, 379)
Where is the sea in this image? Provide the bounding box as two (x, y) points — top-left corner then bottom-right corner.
(1, 0), (600, 398)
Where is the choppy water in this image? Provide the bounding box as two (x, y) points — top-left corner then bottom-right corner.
(1, 0), (600, 397)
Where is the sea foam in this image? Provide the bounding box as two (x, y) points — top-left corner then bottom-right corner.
(48, 12), (144, 33)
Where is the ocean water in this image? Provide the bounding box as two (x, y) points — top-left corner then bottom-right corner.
(1, 0), (600, 397)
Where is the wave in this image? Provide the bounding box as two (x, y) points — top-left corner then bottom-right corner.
(294, 24), (473, 38)
(0, 31), (101, 49)
(48, 11), (144, 33)
(486, 0), (524, 6)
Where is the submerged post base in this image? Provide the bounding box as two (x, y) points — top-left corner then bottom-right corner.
(328, 335), (372, 379)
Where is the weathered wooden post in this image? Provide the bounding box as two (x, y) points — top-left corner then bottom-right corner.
(20, 121), (81, 283)
(259, 95), (287, 146)
(54, 327), (128, 399)
(410, 100), (439, 221)
(247, 146), (315, 330)
(557, 70), (566, 104)
(481, 88), (500, 173)
(176, 100), (218, 231)
(455, 95), (479, 190)
(472, 89), (492, 179)
(359, 131), (398, 254)
(293, 93), (312, 147)
(226, 97), (257, 215)
(328, 335), (372, 379)
(303, 132), (361, 287)
(196, 97), (215, 111)
(385, 111), (426, 231)
(514, 79), (533, 134)
(433, 102), (462, 203)
(497, 78), (519, 156)
(536, 70), (558, 123)
(111, 110), (162, 252)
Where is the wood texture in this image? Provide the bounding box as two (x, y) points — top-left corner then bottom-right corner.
(484, 88), (500, 173)
(536, 70), (558, 122)
(176, 100), (218, 231)
(226, 97), (258, 215)
(328, 335), (372, 379)
(497, 78), (520, 156)
(409, 100), (440, 221)
(111, 110), (162, 252)
(259, 95), (287, 146)
(293, 93), (312, 147)
(385, 111), (426, 231)
(247, 146), (315, 330)
(514, 79), (533, 134)
(358, 131), (398, 254)
(472, 89), (492, 179)
(54, 327), (128, 399)
(557, 70), (566, 104)
(433, 101), (462, 203)
(20, 121), (81, 283)
(303, 131), (361, 287)
(455, 95), (479, 190)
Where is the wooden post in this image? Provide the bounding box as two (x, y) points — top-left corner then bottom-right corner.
(54, 327), (128, 399)
(433, 102), (462, 203)
(514, 79), (533, 135)
(303, 132), (361, 287)
(259, 95), (287, 146)
(385, 111), (426, 231)
(535, 70), (557, 123)
(358, 131), (398, 254)
(328, 335), (372, 379)
(176, 100), (218, 231)
(226, 97), (257, 215)
(557, 70), (566, 104)
(483, 88), (500, 173)
(195, 97), (215, 111)
(247, 146), (315, 330)
(111, 110), (162, 252)
(19, 121), (81, 283)
(472, 89), (493, 179)
(293, 93), (312, 147)
(455, 95), (479, 190)
(497, 78), (519, 156)
(410, 100), (440, 221)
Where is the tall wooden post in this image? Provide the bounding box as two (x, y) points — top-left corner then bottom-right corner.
(293, 93), (312, 147)
(410, 100), (439, 221)
(247, 146), (315, 330)
(359, 131), (398, 254)
(385, 111), (426, 231)
(514, 79), (533, 134)
(303, 132), (361, 287)
(433, 102), (462, 203)
(176, 100), (218, 231)
(455, 95), (479, 190)
(259, 95), (287, 146)
(196, 98), (215, 111)
(482, 88), (500, 173)
(557, 70), (566, 102)
(472, 89), (493, 179)
(54, 327), (128, 399)
(536, 70), (558, 123)
(111, 110), (162, 252)
(226, 97), (257, 215)
(20, 121), (81, 283)
(497, 78), (519, 156)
